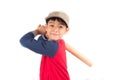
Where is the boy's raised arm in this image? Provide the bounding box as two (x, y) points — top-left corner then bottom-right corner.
(20, 24), (58, 57)
(65, 43), (93, 67)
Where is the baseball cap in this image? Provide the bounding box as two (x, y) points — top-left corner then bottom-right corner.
(45, 11), (69, 27)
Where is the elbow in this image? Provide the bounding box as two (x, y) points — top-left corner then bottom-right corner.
(19, 38), (28, 47)
(20, 38), (24, 47)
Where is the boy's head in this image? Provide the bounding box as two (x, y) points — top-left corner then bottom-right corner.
(44, 11), (69, 41)
(45, 11), (69, 27)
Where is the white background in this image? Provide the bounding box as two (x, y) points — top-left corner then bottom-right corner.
(0, 0), (120, 80)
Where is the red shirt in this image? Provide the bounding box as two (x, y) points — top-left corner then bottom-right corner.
(40, 39), (70, 80)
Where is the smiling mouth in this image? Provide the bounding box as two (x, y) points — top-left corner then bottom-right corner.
(51, 33), (59, 36)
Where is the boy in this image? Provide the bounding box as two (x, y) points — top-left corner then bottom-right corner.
(20, 11), (93, 80)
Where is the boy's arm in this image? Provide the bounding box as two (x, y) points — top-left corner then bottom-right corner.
(65, 43), (93, 67)
(20, 25), (58, 57)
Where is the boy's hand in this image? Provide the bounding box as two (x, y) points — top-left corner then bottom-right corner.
(35, 24), (46, 35)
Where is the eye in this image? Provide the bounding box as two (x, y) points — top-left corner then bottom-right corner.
(49, 25), (54, 27)
(59, 26), (64, 28)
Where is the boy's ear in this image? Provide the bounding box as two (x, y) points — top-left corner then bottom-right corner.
(44, 24), (47, 28)
(64, 28), (69, 34)
(44, 24), (47, 27)
(44, 24), (48, 30)
(66, 28), (69, 32)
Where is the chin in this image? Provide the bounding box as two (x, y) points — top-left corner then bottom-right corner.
(52, 38), (60, 41)
(48, 35), (62, 41)
(49, 37), (61, 41)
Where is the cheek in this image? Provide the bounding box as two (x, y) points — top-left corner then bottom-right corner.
(62, 29), (68, 34)
(61, 28), (69, 34)
(45, 27), (50, 34)
(60, 31), (67, 36)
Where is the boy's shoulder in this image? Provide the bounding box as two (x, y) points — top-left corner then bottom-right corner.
(58, 39), (65, 46)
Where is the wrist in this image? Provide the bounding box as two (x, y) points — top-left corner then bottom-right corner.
(35, 29), (39, 34)
(32, 30), (39, 36)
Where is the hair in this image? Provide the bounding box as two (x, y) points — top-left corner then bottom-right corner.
(46, 17), (68, 28)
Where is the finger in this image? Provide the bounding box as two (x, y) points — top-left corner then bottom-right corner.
(41, 25), (45, 27)
(38, 24), (41, 27)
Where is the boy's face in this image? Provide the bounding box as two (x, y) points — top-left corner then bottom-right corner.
(45, 20), (69, 41)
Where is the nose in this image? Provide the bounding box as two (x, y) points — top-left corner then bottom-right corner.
(53, 26), (59, 32)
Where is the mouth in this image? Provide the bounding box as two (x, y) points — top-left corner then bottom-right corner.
(48, 33), (61, 40)
(50, 33), (59, 36)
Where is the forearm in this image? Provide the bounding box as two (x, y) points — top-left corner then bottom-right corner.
(33, 30), (40, 36)
(20, 31), (36, 47)
(66, 43), (93, 67)
(20, 31), (58, 57)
